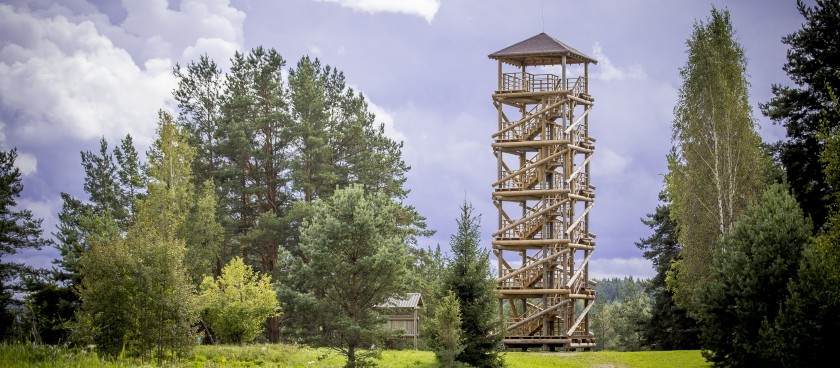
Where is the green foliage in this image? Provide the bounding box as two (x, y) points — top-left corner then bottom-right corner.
(76, 230), (198, 360)
(287, 56), (410, 203)
(75, 113), (200, 361)
(173, 54), (224, 188)
(668, 7), (765, 316)
(760, 73), (840, 368)
(0, 148), (48, 339)
(634, 191), (699, 350)
(297, 185), (409, 368)
(428, 291), (463, 367)
(440, 202), (502, 368)
(698, 184), (811, 367)
(54, 134), (145, 291)
(410, 244), (447, 349)
(173, 49), (426, 343)
(761, 0), (840, 230)
(590, 278), (651, 352)
(183, 180), (224, 284)
(199, 257), (280, 344)
(0, 342), (713, 368)
(17, 271), (77, 344)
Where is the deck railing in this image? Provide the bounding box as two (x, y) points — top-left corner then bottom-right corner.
(500, 73), (587, 95)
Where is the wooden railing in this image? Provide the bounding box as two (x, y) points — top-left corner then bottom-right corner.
(499, 73), (588, 95)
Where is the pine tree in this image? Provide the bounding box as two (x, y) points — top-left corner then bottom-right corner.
(0, 149), (48, 338)
(763, 72), (840, 368)
(173, 54), (224, 188)
(55, 134), (145, 287)
(760, 0), (840, 230)
(298, 185), (409, 368)
(699, 184), (811, 367)
(441, 201), (502, 368)
(668, 8), (766, 315)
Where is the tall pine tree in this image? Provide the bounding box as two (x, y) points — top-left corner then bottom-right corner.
(761, 0), (840, 230)
(699, 184), (811, 367)
(0, 149), (48, 338)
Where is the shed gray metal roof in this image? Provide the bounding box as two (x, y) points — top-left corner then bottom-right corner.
(488, 33), (597, 66)
(376, 293), (424, 309)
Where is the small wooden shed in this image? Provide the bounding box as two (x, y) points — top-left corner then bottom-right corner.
(377, 293), (424, 349)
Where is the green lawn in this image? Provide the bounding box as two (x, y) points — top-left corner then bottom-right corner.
(2, 343), (709, 367)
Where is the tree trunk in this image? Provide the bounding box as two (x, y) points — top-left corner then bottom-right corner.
(266, 316), (280, 343)
(347, 344), (356, 368)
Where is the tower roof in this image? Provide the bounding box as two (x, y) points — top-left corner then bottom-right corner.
(488, 33), (597, 66)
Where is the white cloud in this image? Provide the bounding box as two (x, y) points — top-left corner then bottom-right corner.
(589, 257), (654, 280)
(315, 0), (440, 22)
(120, 0), (245, 63)
(591, 42), (646, 82)
(14, 152), (37, 177)
(0, 5), (174, 145)
(595, 147), (630, 177)
(366, 100), (406, 143)
(0, 0), (246, 149)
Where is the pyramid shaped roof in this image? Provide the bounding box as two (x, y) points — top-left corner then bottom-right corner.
(488, 33), (597, 66)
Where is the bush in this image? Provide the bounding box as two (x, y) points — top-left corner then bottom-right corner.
(199, 257), (281, 344)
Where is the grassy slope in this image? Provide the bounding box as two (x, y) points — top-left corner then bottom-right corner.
(2, 344), (709, 367)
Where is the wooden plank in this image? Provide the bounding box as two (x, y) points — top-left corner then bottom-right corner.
(493, 150), (566, 186)
(492, 140), (570, 148)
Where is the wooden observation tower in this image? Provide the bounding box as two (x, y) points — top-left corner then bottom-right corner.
(488, 33), (598, 351)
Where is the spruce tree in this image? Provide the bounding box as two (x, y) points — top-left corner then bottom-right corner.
(441, 201), (502, 368)
(634, 190), (699, 350)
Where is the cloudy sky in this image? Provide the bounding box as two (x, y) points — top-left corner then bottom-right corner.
(2, 0), (806, 279)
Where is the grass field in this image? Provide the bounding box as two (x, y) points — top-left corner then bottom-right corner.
(1, 343), (710, 367)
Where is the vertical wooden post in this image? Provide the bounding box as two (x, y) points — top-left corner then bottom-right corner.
(562, 56), (567, 90)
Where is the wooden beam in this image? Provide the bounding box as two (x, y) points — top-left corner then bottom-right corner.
(493, 150), (566, 186)
(498, 248), (570, 282)
(492, 99), (568, 138)
(563, 106), (593, 134)
(492, 199), (567, 237)
(566, 153), (594, 184)
(508, 299), (571, 331)
(492, 140), (570, 148)
(566, 301), (595, 336)
(498, 288), (571, 295)
(565, 252), (593, 288)
(566, 203), (594, 235)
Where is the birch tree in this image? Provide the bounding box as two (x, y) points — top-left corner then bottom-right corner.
(667, 8), (766, 314)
